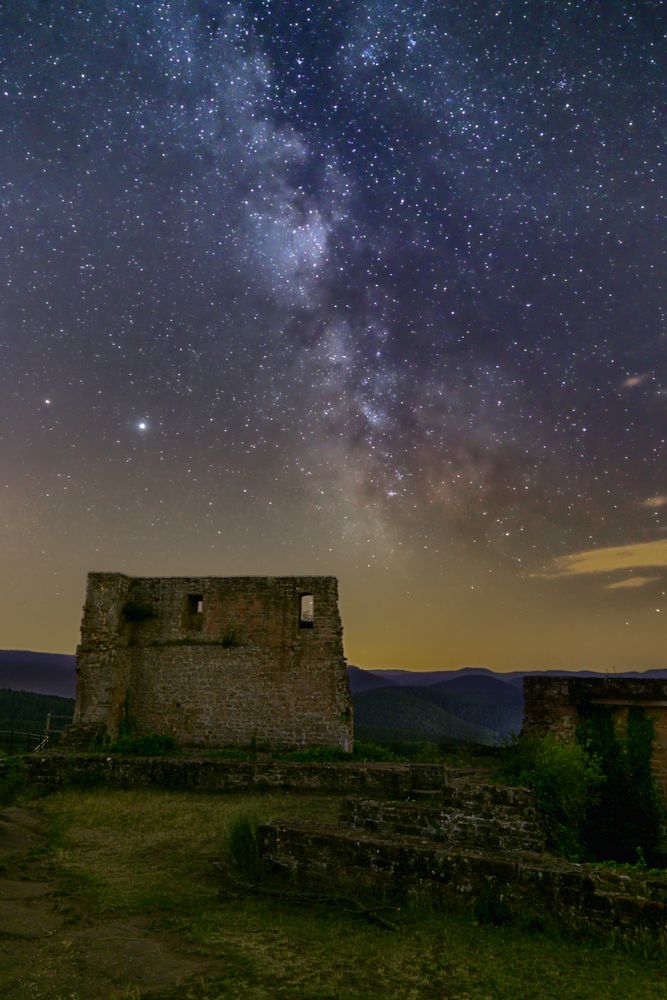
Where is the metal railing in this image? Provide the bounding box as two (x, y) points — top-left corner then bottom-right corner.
(0, 730), (46, 754)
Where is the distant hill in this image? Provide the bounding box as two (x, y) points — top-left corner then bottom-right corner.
(0, 651), (76, 698)
(368, 667), (507, 687)
(347, 665), (398, 694)
(435, 674), (522, 702)
(352, 687), (497, 746)
(3, 651), (666, 747)
(0, 689), (74, 733)
(348, 666), (667, 745)
(410, 676), (523, 740)
(366, 667), (667, 687)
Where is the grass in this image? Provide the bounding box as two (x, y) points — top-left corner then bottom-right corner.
(3, 788), (666, 999)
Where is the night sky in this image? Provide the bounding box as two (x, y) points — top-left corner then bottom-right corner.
(2, 1), (666, 671)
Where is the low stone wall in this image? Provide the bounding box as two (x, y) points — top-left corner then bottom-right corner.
(7, 754), (450, 797)
(259, 822), (667, 942)
(341, 782), (546, 853)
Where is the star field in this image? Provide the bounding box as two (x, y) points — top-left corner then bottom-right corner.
(1, 1), (666, 669)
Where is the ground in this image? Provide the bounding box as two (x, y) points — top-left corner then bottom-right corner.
(0, 789), (665, 1000)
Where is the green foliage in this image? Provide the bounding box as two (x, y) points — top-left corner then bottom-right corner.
(226, 812), (262, 883)
(122, 598), (157, 622)
(577, 706), (665, 863)
(353, 741), (402, 761)
(205, 748), (252, 760)
(220, 626), (242, 649)
(0, 755), (27, 805)
(353, 688), (496, 746)
(108, 733), (178, 756)
(500, 709), (665, 865)
(19, 788), (667, 998)
(280, 745), (351, 762)
(118, 692), (133, 739)
(499, 736), (604, 860)
(0, 689), (74, 733)
(385, 741), (443, 762)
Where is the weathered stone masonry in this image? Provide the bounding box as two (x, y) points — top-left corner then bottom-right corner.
(67, 573), (353, 751)
(523, 675), (667, 797)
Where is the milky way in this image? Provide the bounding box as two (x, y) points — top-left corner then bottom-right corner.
(1, 1), (666, 669)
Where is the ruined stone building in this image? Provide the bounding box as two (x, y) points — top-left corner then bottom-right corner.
(523, 675), (667, 797)
(67, 573), (353, 751)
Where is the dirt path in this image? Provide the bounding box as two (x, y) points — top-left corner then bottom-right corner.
(0, 806), (218, 999)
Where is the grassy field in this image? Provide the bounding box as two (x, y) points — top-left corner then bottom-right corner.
(0, 787), (665, 999)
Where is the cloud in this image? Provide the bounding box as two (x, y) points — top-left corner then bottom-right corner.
(604, 575), (660, 590)
(640, 495), (667, 509)
(622, 373), (651, 388)
(543, 539), (667, 578)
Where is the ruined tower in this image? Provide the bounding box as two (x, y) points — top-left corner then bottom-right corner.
(67, 573), (353, 751)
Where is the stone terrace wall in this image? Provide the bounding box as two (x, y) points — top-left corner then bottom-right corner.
(260, 822), (667, 942)
(69, 572), (352, 751)
(523, 676), (667, 796)
(15, 755), (450, 797)
(341, 783), (546, 853)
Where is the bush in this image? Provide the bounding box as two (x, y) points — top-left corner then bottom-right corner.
(279, 746), (351, 762)
(108, 733), (178, 756)
(0, 756), (27, 806)
(501, 708), (666, 865)
(226, 812), (262, 883)
(578, 706), (665, 863)
(499, 736), (604, 860)
(220, 625), (242, 648)
(353, 741), (401, 762)
(385, 741), (443, 763)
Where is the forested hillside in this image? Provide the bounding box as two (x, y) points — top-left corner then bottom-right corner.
(353, 687), (497, 746)
(0, 689), (74, 733)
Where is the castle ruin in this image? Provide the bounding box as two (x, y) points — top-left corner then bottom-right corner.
(523, 674), (667, 797)
(67, 573), (353, 751)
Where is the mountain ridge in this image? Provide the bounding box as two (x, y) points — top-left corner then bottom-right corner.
(3, 651), (666, 747)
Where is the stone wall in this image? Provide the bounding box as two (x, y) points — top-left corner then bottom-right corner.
(259, 821), (667, 942)
(68, 573), (352, 751)
(8, 754), (450, 796)
(523, 676), (667, 796)
(12, 751), (666, 942)
(341, 782), (546, 853)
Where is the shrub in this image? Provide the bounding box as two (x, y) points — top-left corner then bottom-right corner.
(108, 733), (178, 756)
(220, 623), (243, 648)
(226, 812), (262, 883)
(280, 746), (350, 762)
(499, 736), (604, 860)
(578, 706), (664, 863)
(353, 741), (401, 762)
(386, 741), (443, 763)
(0, 756), (27, 806)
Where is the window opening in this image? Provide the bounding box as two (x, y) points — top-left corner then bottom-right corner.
(299, 593), (314, 628)
(188, 594), (204, 615)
